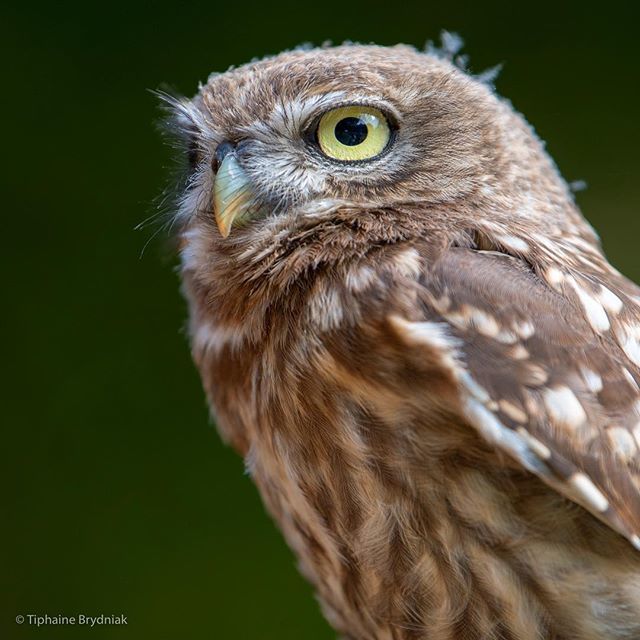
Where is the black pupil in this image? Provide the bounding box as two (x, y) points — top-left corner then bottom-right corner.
(334, 117), (368, 146)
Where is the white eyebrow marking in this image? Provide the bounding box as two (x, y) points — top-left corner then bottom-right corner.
(258, 91), (391, 136)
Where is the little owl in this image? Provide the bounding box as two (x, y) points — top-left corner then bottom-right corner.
(162, 39), (640, 639)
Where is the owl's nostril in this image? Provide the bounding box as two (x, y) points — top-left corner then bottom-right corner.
(212, 141), (235, 173)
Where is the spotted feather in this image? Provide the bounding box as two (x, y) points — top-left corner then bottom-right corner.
(388, 244), (640, 548)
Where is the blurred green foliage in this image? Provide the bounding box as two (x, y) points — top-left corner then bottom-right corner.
(3, 0), (640, 637)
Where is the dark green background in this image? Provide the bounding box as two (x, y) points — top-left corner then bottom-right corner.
(4, 0), (640, 638)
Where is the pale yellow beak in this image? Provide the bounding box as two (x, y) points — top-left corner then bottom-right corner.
(213, 154), (257, 238)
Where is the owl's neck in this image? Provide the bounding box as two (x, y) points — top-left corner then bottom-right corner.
(181, 199), (603, 357)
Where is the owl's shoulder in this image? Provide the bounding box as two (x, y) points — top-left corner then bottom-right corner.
(312, 241), (640, 550)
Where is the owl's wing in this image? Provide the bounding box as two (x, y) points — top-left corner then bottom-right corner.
(355, 246), (640, 548)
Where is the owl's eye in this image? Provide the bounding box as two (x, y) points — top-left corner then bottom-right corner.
(316, 106), (391, 162)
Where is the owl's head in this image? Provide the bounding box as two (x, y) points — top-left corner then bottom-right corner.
(166, 43), (577, 264)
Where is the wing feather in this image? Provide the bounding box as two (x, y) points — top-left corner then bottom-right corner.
(385, 247), (640, 548)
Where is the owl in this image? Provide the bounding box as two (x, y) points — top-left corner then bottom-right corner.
(164, 39), (640, 639)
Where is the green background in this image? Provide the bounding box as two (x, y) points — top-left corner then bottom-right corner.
(4, 0), (640, 638)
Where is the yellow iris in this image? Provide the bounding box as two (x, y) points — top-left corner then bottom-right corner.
(316, 106), (391, 161)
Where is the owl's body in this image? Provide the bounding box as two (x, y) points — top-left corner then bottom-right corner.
(169, 43), (640, 638)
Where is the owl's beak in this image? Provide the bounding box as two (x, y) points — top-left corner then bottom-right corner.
(213, 153), (257, 238)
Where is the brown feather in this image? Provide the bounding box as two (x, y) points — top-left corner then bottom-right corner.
(167, 42), (640, 639)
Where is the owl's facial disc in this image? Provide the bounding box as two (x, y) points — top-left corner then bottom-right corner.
(213, 146), (261, 237)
